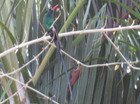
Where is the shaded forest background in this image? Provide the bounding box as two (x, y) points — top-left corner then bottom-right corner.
(0, 0), (140, 104)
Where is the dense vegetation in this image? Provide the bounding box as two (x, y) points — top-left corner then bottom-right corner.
(0, 0), (140, 104)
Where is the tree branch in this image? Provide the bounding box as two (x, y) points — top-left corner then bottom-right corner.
(0, 25), (140, 59)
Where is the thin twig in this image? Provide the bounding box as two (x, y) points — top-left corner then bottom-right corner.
(0, 25), (140, 59)
(1, 85), (24, 104)
(8, 44), (49, 76)
(0, 35), (49, 59)
(0, 25), (139, 104)
(51, 10), (61, 28)
(59, 25), (140, 37)
(0, 78), (32, 104)
(103, 32), (140, 70)
(44, 39), (140, 69)
(61, 49), (139, 68)
(1, 72), (59, 104)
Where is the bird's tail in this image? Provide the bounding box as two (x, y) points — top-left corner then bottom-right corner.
(57, 49), (73, 100)
(49, 27), (73, 100)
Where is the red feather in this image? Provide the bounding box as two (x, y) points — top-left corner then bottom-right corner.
(51, 5), (60, 11)
(67, 66), (82, 94)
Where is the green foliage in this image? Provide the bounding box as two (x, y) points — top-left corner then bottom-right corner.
(0, 0), (140, 104)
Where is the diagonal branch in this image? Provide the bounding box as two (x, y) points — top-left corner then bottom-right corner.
(0, 25), (140, 59)
(102, 32), (140, 70)
(0, 72), (59, 104)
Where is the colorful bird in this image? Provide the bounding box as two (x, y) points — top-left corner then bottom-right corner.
(43, 5), (73, 99)
(43, 5), (59, 31)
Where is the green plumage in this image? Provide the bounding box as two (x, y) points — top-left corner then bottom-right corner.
(43, 6), (73, 99)
(43, 9), (54, 30)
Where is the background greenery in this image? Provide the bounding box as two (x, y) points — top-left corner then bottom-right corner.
(0, 0), (140, 104)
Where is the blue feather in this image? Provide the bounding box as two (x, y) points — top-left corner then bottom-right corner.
(48, 27), (73, 100)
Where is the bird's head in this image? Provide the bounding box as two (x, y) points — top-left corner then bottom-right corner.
(51, 5), (60, 11)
